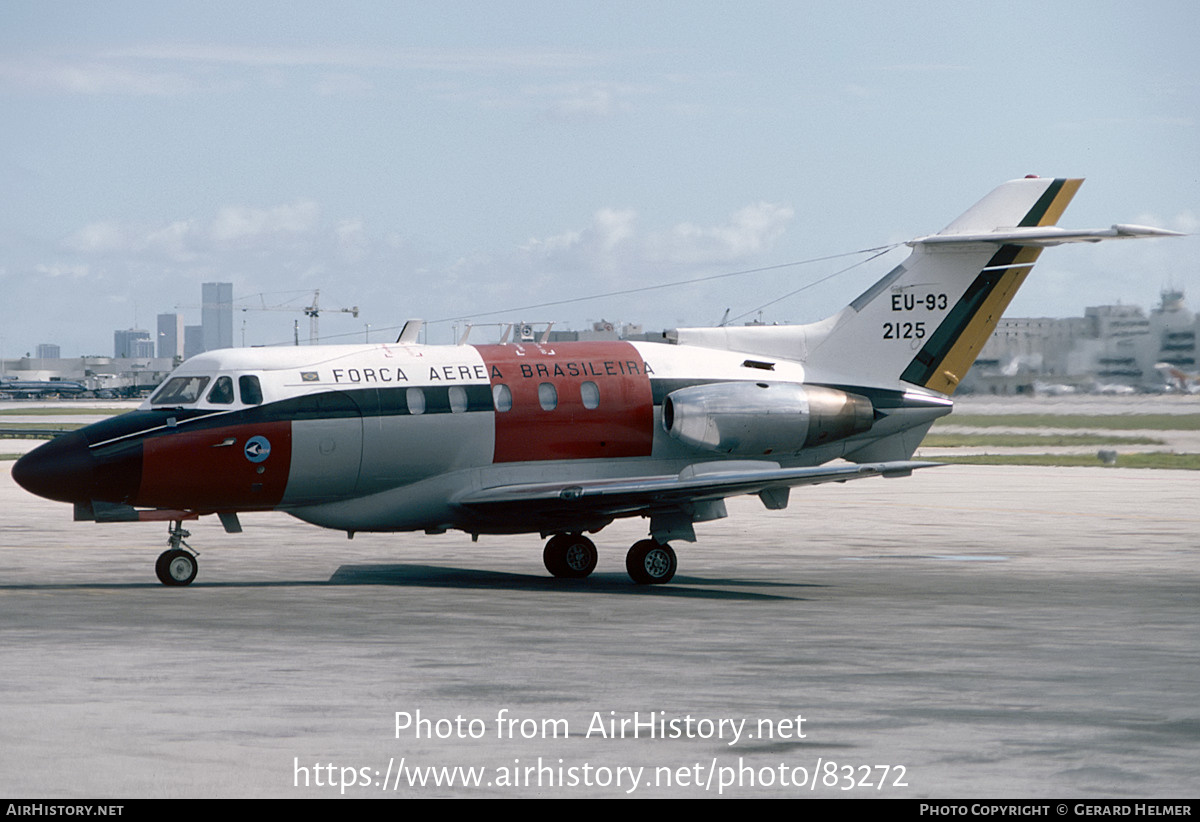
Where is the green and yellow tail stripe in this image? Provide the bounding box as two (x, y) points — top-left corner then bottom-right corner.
(900, 178), (1082, 395)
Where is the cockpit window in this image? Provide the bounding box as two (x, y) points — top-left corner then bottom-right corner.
(207, 376), (235, 404)
(151, 376), (211, 406)
(239, 375), (263, 405)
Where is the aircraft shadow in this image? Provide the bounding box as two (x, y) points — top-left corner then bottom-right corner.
(325, 564), (813, 601)
(0, 566), (817, 600)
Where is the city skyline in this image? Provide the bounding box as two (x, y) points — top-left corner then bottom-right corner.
(10, 281), (1197, 364)
(3, 2), (1197, 357)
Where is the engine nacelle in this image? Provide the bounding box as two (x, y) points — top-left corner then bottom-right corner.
(662, 382), (874, 456)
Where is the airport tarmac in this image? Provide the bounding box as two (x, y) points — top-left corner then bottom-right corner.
(1, 456), (1196, 798)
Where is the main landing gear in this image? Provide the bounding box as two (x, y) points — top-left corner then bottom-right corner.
(542, 533), (678, 585)
(155, 520), (198, 586)
(542, 533), (598, 579)
(625, 539), (677, 585)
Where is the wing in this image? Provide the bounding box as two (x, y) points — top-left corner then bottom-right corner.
(453, 459), (940, 537)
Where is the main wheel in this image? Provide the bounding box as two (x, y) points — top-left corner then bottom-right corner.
(156, 549), (198, 586)
(543, 534), (598, 579)
(626, 539), (677, 585)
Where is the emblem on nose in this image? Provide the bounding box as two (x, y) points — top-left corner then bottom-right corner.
(244, 436), (271, 463)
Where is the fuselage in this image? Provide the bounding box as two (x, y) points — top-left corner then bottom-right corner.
(13, 338), (950, 536)
(0, 379), (88, 397)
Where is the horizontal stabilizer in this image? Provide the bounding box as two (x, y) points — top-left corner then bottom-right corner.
(911, 224), (1184, 247)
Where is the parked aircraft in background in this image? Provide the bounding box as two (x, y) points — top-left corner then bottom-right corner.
(0, 377), (89, 398)
(13, 177), (1180, 586)
(1154, 362), (1200, 393)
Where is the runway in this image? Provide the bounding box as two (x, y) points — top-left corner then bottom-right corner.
(1, 459), (1197, 797)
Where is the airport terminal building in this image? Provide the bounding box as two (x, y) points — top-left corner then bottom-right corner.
(962, 289), (1198, 394)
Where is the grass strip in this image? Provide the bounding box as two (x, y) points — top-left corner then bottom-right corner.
(923, 433), (1162, 447)
(941, 414), (1200, 431)
(0, 407), (128, 416)
(0, 423), (83, 431)
(929, 452), (1200, 470)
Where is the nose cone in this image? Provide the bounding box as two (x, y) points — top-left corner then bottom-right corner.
(13, 431), (141, 506)
(13, 432), (96, 504)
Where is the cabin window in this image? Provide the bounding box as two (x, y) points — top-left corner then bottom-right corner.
(406, 387), (426, 415)
(580, 381), (600, 409)
(239, 375), (263, 405)
(151, 376), (210, 406)
(493, 384), (512, 412)
(538, 382), (558, 411)
(448, 386), (468, 413)
(207, 376), (235, 404)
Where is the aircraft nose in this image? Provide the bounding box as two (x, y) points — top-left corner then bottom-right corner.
(15, 430), (144, 506)
(12, 432), (97, 504)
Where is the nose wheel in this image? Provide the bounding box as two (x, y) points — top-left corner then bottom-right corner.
(156, 521), (198, 586)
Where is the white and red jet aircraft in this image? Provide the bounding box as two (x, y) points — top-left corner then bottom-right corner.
(13, 177), (1179, 586)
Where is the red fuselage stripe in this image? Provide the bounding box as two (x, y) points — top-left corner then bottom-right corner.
(475, 341), (654, 463)
(137, 420), (292, 511)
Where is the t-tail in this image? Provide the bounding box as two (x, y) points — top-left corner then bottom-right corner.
(674, 176), (1180, 395)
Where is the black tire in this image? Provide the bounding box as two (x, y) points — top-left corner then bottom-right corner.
(626, 539), (677, 585)
(543, 534), (598, 579)
(155, 549), (198, 586)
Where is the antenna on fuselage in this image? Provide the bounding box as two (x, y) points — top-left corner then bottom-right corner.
(396, 319), (423, 344)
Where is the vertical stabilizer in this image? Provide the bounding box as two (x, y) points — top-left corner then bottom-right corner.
(804, 177), (1083, 394)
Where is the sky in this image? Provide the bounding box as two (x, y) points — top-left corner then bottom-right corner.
(1, 0), (1197, 357)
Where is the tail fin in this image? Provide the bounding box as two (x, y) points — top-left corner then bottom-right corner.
(873, 176), (1083, 394)
(674, 177), (1179, 395)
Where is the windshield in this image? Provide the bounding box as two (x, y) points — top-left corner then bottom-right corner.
(150, 376), (211, 406)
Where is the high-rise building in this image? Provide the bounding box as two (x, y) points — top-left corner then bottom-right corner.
(114, 329), (154, 358)
(35, 343), (60, 360)
(202, 282), (233, 352)
(184, 325), (204, 359)
(157, 313), (184, 360)
(1150, 289), (1196, 371)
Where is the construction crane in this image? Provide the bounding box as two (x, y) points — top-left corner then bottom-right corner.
(293, 290), (359, 345)
(178, 289), (359, 345)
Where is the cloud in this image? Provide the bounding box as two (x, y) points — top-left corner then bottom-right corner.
(313, 73), (374, 97)
(518, 202), (793, 274)
(520, 208), (636, 264)
(64, 201), (321, 260)
(210, 201), (320, 245)
(66, 222), (129, 254)
(0, 58), (194, 96)
(519, 80), (656, 120)
(0, 44), (606, 98)
(34, 263), (90, 278)
(881, 63), (970, 73)
(334, 218), (370, 262)
(38, 196), (800, 346)
(105, 44), (601, 74)
(649, 202), (795, 264)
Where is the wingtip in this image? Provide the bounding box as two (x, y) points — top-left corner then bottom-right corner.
(1111, 224), (1187, 239)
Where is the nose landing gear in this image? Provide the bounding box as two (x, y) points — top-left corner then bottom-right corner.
(156, 521), (198, 586)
